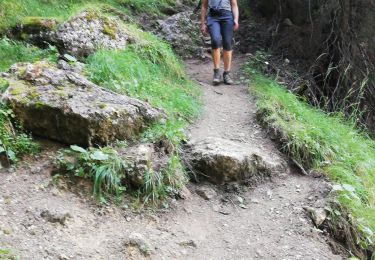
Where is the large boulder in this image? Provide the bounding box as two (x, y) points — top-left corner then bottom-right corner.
(184, 137), (287, 184)
(13, 10), (132, 58)
(53, 10), (130, 58)
(1, 61), (163, 146)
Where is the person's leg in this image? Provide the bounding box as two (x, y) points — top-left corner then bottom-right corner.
(207, 16), (223, 84)
(223, 50), (232, 72)
(212, 48), (221, 70)
(220, 13), (234, 84)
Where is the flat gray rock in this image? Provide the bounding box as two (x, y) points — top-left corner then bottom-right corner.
(1, 61), (163, 146)
(185, 137), (287, 184)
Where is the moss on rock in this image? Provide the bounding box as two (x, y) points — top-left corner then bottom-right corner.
(0, 78), (9, 93)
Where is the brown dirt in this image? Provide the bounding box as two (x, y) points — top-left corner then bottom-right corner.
(0, 58), (345, 259)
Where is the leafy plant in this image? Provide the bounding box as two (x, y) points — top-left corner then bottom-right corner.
(245, 50), (272, 75)
(0, 104), (38, 163)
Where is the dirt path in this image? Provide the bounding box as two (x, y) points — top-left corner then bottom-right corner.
(0, 58), (344, 260)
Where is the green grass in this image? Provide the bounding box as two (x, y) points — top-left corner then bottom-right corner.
(0, 38), (46, 163)
(0, 38), (58, 72)
(86, 28), (201, 146)
(0, 0), (178, 33)
(248, 72), (375, 252)
(0, 104), (39, 163)
(84, 27), (200, 204)
(0, 248), (18, 260)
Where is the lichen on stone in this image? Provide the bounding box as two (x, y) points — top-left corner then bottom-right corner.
(0, 78), (9, 93)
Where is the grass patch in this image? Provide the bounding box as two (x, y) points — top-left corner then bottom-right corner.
(247, 71), (375, 254)
(0, 248), (18, 259)
(0, 104), (39, 164)
(0, 38), (58, 72)
(86, 28), (201, 146)
(56, 145), (188, 205)
(84, 27), (200, 204)
(55, 25), (200, 205)
(0, 0), (178, 32)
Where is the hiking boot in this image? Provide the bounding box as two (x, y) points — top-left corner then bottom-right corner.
(223, 71), (234, 85)
(213, 69), (221, 85)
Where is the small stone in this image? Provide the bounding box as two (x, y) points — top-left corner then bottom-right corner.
(250, 198), (260, 204)
(41, 209), (72, 225)
(178, 240), (197, 248)
(126, 232), (152, 256)
(303, 207), (327, 227)
(59, 254), (69, 260)
(196, 186), (217, 200)
(178, 186), (191, 200)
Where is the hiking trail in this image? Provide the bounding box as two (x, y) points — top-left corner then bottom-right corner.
(0, 58), (344, 259)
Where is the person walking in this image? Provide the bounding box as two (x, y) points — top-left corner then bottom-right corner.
(200, 0), (239, 85)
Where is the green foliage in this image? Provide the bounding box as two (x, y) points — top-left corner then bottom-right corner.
(0, 0), (177, 32)
(56, 145), (188, 205)
(56, 145), (127, 199)
(86, 29), (200, 144)
(0, 38), (58, 72)
(116, 0), (176, 14)
(0, 248), (18, 260)
(246, 50), (271, 74)
(142, 154), (187, 205)
(0, 104), (38, 163)
(247, 71), (375, 250)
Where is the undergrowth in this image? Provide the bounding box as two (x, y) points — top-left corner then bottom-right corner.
(0, 103), (38, 164)
(56, 145), (188, 205)
(0, 0), (177, 33)
(59, 25), (199, 205)
(0, 248), (18, 260)
(0, 38), (58, 72)
(56, 145), (127, 201)
(246, 68), (375, 255)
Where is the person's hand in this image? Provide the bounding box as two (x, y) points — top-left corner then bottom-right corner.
(200, 23), (208, 36)
(233, 20), (239, 31)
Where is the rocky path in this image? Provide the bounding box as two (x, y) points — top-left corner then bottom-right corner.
(0, 58), (344, 259)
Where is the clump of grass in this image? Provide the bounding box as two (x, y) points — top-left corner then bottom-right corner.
(56, 145), (127, 200)
(56, 145), (188, 205)
(0, 38), (58, 72)
(0, 248), (18, 259)
(116, 0), (176, 15)
(0, 104), (38, 163)
(247, 71), (375, 254)
(0, 0), (177, 32)
(142, 154), (187, 205)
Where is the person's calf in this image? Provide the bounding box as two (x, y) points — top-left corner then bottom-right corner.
(223, 50), (232, 72)
(211, 48), (221, 69)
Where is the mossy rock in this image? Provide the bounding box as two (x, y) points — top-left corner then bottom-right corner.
(0, 78), (9, 93)
(19, 17), (58, 33)
(1, 61), (164, 147)
(11, 17), (58, 45)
